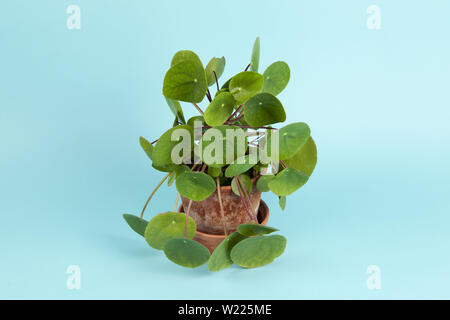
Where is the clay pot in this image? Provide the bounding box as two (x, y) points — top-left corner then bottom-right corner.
(180, 183), (261, 235)
(179, 200), (270, 253)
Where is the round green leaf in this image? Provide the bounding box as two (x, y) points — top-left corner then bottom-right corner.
(163, 60), (207, 103)
(255, 174), (275, 192)
(230, 235), (287, 268)
(123, 214), (148, 237)
(144, 212), (196, 250)
(268, 168), (309, 196)
(224, 154), (257, 178)
(207, 166), (222, 178)
(208, 232), (247, 271)
(164, 238), (210, 268)
(139, 136), (153, 160)
(231, 174), (252, 196)
(243, 93), (286, 127)
(175, 171), (216, 201)
(277, 122), (311, 160)
(165, 98), (186, 124)
(205, 57), (226, 87)
(203, 92), (235, 127)
(187, 115), (205, 129)
(237, 224), (278, 236)
(229, 71), (264, 105)
(152, 125), (194, 166)
(284, 137), (317, 176)
(250, 37), (260, 72)
(262, 61), (290, 96)
(171, 50), (203, 67)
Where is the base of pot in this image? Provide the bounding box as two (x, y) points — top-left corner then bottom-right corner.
(178, 200), (270, 253)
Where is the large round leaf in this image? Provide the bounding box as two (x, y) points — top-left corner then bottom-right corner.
(231, 174), (252, 196)
(268, 168), (309, 196)
(208, 232), (247, 271)
(171, 50), (203, 67)
(277, 122), (311, 160)
(262, 61), (290, 96)
(243, 93), (286, 127)
(164, 238), (210, 268)
(205, 57), (226, 87)
(249, 37), (260, 72)
(144, 212), (196, 250)
(152, 125), (194, 166)
(175, 171), (216, 201)
(255, 174), (275, 192)
(203, 92), (235, 127)
(230, 235), (287, 268)
(237, 224), (278, 236)
(224, 154), (257, 178)
(123, 214), (148, 237)
(163, 60), (207, 103)
(229, 71), (264, 105)
(284, 137), (317, 176)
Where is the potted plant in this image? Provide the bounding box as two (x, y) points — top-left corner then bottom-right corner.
(123, 37), (317, 271)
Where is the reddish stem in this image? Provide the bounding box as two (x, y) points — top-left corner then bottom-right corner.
(244, 63), (251, 71)
(213, 71), (220, 92)
(192, 103), (204, 115)
(237, 176), (257, 222)
(280, 160), (288, 168)
(235, 176), (254, 221)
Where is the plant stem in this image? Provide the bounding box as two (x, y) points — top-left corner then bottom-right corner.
(237, 176), (257, 222)
(151, 139), (158, 144)
(213, 71), (220, 92)
(140, 173), (170, 219)
(192, 103), (204, 115)
(235, 125), (278, 130)
(235, 176), (254, 221)
(184, 199), (193, 238)
(206, 89), (212, 102)
(216, 177), (228, 236)
(280, 160), (287, 168)
(244, 63), (251, 71)
(173, 193), (180, 212)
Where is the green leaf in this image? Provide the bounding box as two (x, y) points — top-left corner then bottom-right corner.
(284, 137), (317, 176)
(277, 122), (311, 160)
(207, 166), (222, 178)
(152, 163), (178, 173)
(164, 238), (210, 268)
(123, 214), (148, 237)
(230, 235), (287, 268)
(224, 154), (257, 178)
(187, 115), (205, 129)
(175, 171), (216, 201)
(237, 224), (278, 236)
(278, 196), (286, 210)
(229, 71), (264, 105)
(152, 125), (194, 166)
(255, 175), (275, 192)
(144, 212), (196, 250)
(203, 92), (235, 127)
(231, 174), (252, 196)
(250, 37), (260, 72)
(139, 137), (154, 160)
(268, 168), (309, 196)
(243, 93), (286, 127)
(171, 50), (203, 67)
(165, 98), (186, 124)
(163, 60), (207, 103)
(208, 232), (247, 271)
(205, 56), (226, 87)
(262, 61), (290, 96)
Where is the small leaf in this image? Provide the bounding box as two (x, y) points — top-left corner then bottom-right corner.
(250, 37), (260, 72)
(278, 196), (286, 210)
(205, 57), (226, 87)
(277, 122), (311, 160)
(237, 224), (279, 236)
(224, 154), (257, 178)
(123, 214), (148, 237)
(208, 232), (247, 271)
(171, 50), (203, 67)
(165, 98), (186, 124)
(207, 166), (222, 178)
(268, 168), (309, 196)
(230, 235), (287, 268)
(284, 137), (317, 176)
(175, 171), (216, 201)
(204, 92), (235, 127)
(262, 61), (290, 96)
(231, 174), (252, 196)
(144, 212), (196, 250)
(243, 93), (286, 127)
(164, 238), (210, 268)
(152, 125), (194, 166)
(255, 175), (275, 192)
(163, 60), (207, 103)
(167, 170), (176, 186)
(139, 137), (154, 160)
(229, 71), (264, 105)
(187, 115), (205, 129)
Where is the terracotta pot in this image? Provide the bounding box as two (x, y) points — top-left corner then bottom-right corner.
(180, 182), (261, 235)
(179, 200), (270, 253)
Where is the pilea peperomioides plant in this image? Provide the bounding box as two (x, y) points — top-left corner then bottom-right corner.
(123, 37), (317, 270)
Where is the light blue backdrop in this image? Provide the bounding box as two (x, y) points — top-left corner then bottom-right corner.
(1, 0), (449, 299)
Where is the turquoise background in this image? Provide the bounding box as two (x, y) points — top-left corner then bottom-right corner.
(1, 0), (449, 299)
